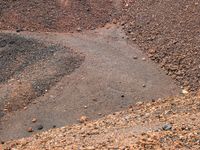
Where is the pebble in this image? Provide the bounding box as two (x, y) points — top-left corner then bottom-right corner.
(92, 98), (97, 102)
(16, 28), (23, 33)
(182, 89), (189, 94)
(132, 38), (137, 41)
(142, 57), (146, 61)
(27, 127), (33, 132)
(37, 125), (44, 130)
(79, 116), (88, 123)
(133, 56), (138, 59)
(77, 27), (82, 32)
(98, 113), (102, 116)
(162, 124), (172, 131)
(32, 118), (37, 123)
(136, 101), (143, 105)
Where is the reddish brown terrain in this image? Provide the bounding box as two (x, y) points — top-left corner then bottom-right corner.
(122, 0), (200, 92)
(0, 0), (118, 32)
(0, 0), (200, 149)
(4, 95), (200, 149)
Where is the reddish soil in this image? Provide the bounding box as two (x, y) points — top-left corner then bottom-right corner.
(0, 0), (118, 32)
(122, 0), (200, 92)
(1, 0), (200, 92)
(0, 0), (200, 149)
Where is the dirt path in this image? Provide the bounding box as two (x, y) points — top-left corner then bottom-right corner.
(0, 25), (180, 141)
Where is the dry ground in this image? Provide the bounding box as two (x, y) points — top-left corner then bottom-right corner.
(0, 0), (200, 149)
(3, 95), (200, 149)
(122, 0), (200, 92)
(0, 0), (118, 32)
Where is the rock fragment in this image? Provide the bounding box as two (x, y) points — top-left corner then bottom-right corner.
(32, 118), (37, 123)
(79, 116), (88, 123)
(162, 124), (172, 131)
(27, 127), (33, 132)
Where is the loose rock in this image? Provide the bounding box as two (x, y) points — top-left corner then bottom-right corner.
(162, 124), (172, 131)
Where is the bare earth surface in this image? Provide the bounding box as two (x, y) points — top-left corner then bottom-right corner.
(0, 0), (119, 32)
(0, 0), (200, 149)
(0, 33), (84, 114)
(3, 95), (200, 149)
(122, 0), (200, 91)
(0, 26), (179, 142)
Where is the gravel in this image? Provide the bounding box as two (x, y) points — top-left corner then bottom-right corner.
(3, 96), (200, 149)
(0, 33), (84, 114)
(1, 1), (200, 149)
(0, 0), (119, 32)
(122, 0), (200, 92)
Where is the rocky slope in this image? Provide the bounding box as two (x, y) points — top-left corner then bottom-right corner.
(122, 0), (200, 91)
(2, 95), (200, 149)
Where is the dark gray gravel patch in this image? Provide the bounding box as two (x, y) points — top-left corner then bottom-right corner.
(0, 33), (84, 113)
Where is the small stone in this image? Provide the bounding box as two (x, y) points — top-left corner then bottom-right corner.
(121, 95), (125, 98)
(149, 48), (156, 54)
(79, 116), (88, 123)
(37, 125), (43, 130)
(136, 101), (143, 105)
(182, 89), (189, 94)
(16, 28), (23, 33)
(121, 21), (125, 26)
(132, 38), (136, 41)
(133, 56), (138, 59)
(98, 113), (102, 116)
(32, 118), (37, 123)
(53, 125), (56, 128)
(84, 106), (88, 109)
(112, 19), (117, 24)
(162, 124), (172, 131)
(77, 27), (82, 32)
(27, 127), (33, 132)
(142, 84), (146, 87)
(92, 98), (97, 102)
(142, 57), (146, 61)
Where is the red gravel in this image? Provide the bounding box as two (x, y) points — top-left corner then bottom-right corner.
(0, 0), (118, 32)
(122, 0), (200, 92)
